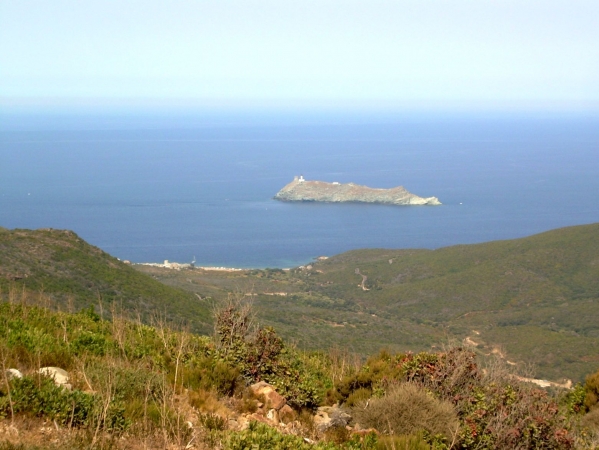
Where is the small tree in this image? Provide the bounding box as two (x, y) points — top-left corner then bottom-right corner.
(213, 294), (284, 381)
(212, 294), (319, 407)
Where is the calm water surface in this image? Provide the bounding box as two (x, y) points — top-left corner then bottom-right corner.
(1, 112), (598, 267)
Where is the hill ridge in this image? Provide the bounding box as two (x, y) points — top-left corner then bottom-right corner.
(0, 227), (211, 333)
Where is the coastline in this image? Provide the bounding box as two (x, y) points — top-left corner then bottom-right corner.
(133, 261), (248, 272)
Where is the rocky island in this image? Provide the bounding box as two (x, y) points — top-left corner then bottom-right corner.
(274, 176), (441, 206)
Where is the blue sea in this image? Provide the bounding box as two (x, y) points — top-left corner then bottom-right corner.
(1, 111), (598, 268)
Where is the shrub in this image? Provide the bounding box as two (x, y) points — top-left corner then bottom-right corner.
(0, 376), (98, 428)
(562, 383), (587, 415)
(198, 412), (227, 431)
(224, 421), (356, 450)
(181, 358), (241, 396)
(214, 298), (285, 382)
(584, 368), (599, 411)
(400, 348), (479, 406)
(71, 330), (108, 356)
(323, 425), (352, 445)
(329, 350), (404, 405)
(581, 407), (599, 432)
(213, 297), (321, 407)
(83, 361), (164, 405)
(233, 387), (259, 414)
(37, 348), (74, 370)
(224, 421), (318, 450)
(188, 389), (228, 415)
(580, 407), (599, 448)
(334, 347), (574, 449)
(346, 387), (371, 407)
(353, 383), (458, 440)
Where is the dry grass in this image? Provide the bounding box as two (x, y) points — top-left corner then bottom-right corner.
(353, 382), (458, 439)
(188, 389), (230, 416)
(376, 434), (432, 450)
(582, 408), (599, 431)
(0, 416), (180, 450)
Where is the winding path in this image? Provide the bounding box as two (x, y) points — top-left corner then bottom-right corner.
(355, 268), (370, 291)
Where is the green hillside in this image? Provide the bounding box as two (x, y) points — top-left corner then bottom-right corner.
(1, 224), (598, 382)
(0, 227), (211, 334)
(137, 223), (599, 382)
(311, 223), (599, 381)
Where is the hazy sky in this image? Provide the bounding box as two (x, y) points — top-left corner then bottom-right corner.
(1, 0), (598, 111)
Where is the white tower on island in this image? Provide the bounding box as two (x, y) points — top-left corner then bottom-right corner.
(298, 175), (305, 183)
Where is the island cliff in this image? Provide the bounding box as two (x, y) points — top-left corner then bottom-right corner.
(274, 176), (441, 206)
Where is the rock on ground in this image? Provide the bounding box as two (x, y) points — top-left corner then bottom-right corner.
(38, 367), (71, 390)
(249, 381), (287, 410)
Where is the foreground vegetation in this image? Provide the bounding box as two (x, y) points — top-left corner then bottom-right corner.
(1, 292), (599, 449)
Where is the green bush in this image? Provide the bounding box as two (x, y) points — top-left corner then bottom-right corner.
(71, 330), (108, 356)
(180, 357), (241, 396)
(329, 350), (405, 405)
(198, 412), (227, 431)
(225, 421), (322, 450)
(225, 421), (377, 449)
(213, 298), (322, 407)
(84, 362), (164, 406)
(562, 383), (587, 415)
(1, 376), (96, 427)
(345, 387), (371, 407)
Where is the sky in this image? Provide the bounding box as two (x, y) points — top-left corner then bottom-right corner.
(1, 0), (598, 112)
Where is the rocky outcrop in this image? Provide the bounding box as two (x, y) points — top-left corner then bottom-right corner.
(223, 384), (359, 440)
(5, 368), (23, 379)
(313, 405), (352, 432)
(249, 381), (287, 411)
(38, 367), (72, 390)
(274, 177), (441, 206)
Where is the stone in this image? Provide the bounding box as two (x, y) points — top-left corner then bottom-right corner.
(38, 367), (71, 390)
(5, 368), (23, 379)
(313, 412), (329, 432)
(249, 381), (287, 410)
(249, 412), (273, 426)
(278, 404), (297, 424)
(266, 408), (279, 424)
(313, 405), (352, 433)
(229, 416), (250, 431)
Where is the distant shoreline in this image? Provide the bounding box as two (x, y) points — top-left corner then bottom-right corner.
(133, 261), (247, 272)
